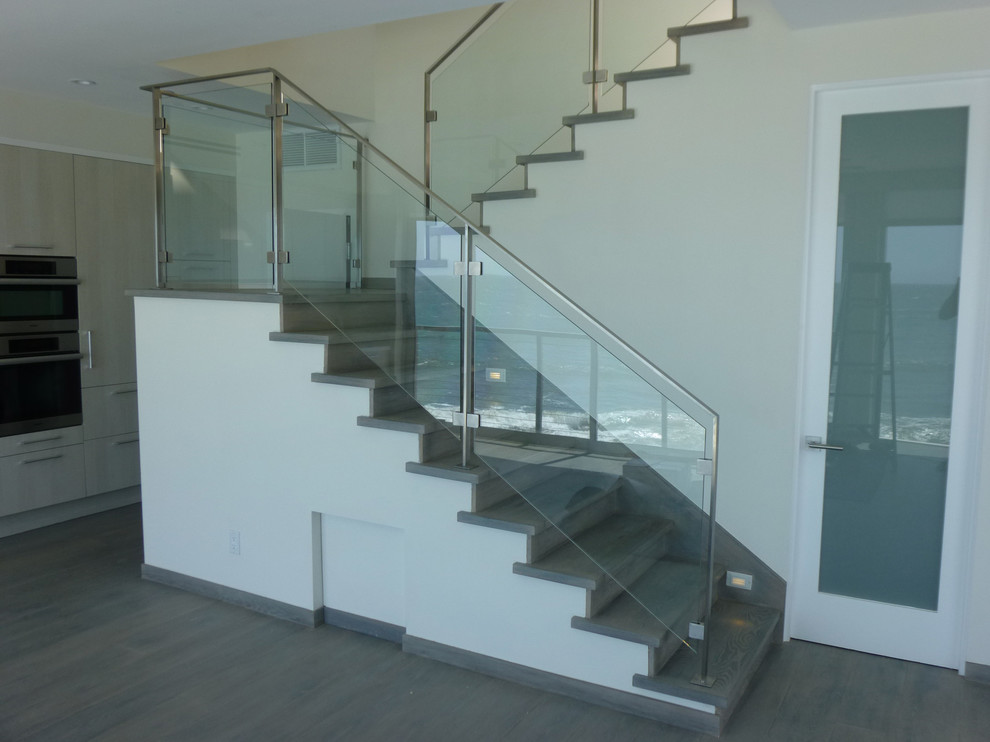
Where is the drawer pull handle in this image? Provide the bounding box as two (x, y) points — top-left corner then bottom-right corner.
(19, 435), (63, 446)
(9, 244), (55, 250)
(112, 437), (140, 446)
(111, 388), (138, 396)
(20, 454), (64, 465)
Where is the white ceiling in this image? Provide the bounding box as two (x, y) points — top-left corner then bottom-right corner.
(3, 0), (989, 116)
(0, 0), (494, 113)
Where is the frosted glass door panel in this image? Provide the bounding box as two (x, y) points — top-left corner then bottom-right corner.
(819, 107), (967, 610)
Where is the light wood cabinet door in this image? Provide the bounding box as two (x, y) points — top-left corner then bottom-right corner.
(0, 144), (76, 256)
(0, 444), (86, 517)
(74, 156), (156, 388)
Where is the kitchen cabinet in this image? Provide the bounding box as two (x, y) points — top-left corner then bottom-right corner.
(75, 156), (156, 388)
(82, 383), (140, 496)
(0, 144), (76, 256)
(0, 428), (86, 517)
(74, 155), (154, 502)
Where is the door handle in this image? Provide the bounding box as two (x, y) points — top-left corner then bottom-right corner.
(805, 436), (844, 452)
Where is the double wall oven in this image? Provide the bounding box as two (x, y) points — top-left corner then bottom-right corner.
(0, 254), (82, 437)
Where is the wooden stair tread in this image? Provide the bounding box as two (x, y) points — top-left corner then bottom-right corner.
(513, 513), (672, 589)
(614, 65), (691, 84)
(563, 109), (635, 126)
(471, 188), (537, 202)
(633, 601), (780, 709)
(571, 559), (716, 646)
(458, 471), (617, 534)
(516, 151), (585, 165)
(668, 17), (749, 39)
(356, 407), (444, 434)
(270, 326), (409, 346)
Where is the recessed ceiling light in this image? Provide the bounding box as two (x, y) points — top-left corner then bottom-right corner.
(70, 79), (97, 86)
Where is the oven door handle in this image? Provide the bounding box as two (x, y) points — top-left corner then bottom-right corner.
(0, 277), (82, 286)
(0, 353), (84, 367)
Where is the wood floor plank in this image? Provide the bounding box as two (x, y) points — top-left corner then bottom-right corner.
(3, 505), (990, 741)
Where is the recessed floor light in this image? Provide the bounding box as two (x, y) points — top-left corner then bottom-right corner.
(70, 79), (97, 86)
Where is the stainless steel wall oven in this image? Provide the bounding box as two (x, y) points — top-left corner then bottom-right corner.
(0, 255), (82, 437)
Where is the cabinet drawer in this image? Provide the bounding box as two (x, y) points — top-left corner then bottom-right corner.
(82, 384), (139, 440)
(84, 434), (141, 496)
(0, 427), (84, 458)
(0, 444), (86, 517)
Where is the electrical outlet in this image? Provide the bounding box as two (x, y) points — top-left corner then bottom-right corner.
(229, 529), (241, 555)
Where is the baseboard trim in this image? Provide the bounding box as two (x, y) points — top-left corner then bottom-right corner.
(0, 487), (141, 538)
(966, 662), (990, 684)
(141, 564), (323, 628)
(323, 607), (405, 644)
(402, 635), (721, 736)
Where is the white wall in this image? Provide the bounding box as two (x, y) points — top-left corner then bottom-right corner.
(0, 85), (149, 161)
(134, 294), (711, 707)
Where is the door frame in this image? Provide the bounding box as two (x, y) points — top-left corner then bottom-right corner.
(788, 73), (990, 671)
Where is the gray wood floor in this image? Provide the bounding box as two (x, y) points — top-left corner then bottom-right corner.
(1, 504), (988, 741)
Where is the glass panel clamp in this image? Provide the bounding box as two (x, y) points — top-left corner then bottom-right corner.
(454, 261), (483, 276)
(452, 412), (481, 429)
(266, 251), (290, 265)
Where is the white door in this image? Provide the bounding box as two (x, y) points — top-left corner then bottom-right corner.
(791, 77), (990, 669)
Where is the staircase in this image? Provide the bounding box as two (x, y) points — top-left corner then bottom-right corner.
(270, 284), (780, 736)
(145, 1), (783, 736)
(465, 13), (750, 227)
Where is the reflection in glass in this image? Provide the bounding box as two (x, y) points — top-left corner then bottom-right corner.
(819, 107), (967, 610)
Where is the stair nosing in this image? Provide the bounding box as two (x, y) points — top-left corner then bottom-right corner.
(571, 615), (661, 648)
(459, 510), (537, 535)
(562, 109), (635, 126)
(513, 561), (597, 590)
(356, 412), (442, 434)
(614, 64), (691, 84)
(471, 188), (537, 202)
(516, 151), (585, 165)
(312, 371), (394, 389)
(668, 17), (749, 39)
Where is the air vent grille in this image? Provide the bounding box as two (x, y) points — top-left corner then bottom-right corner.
(283, 131), (339, 168)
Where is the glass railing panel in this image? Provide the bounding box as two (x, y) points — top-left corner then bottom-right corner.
(279, 91), (360, 292)
(160, 80), (274, 290)
(430, 0), (592, 212)
(470, 238), (711, 652)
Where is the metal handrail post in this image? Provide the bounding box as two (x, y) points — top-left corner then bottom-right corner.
(693, 418), (719, 687)
(271, 74), (285, 293)
(459, 225), (478, 468)
(151, 89), (167, 288)
(590, 0), (603, 114)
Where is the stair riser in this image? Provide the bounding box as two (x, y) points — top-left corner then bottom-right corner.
(527, 490), (619, 563)
(420, 428), (461, 462)
(472, 478), (519, 512)
(585, 534), (670, 616)
(282, 298), (400, 333)
(648, 585), (708, 676)
(325, 342), (384, 374)
(371, 385), (418, 417)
